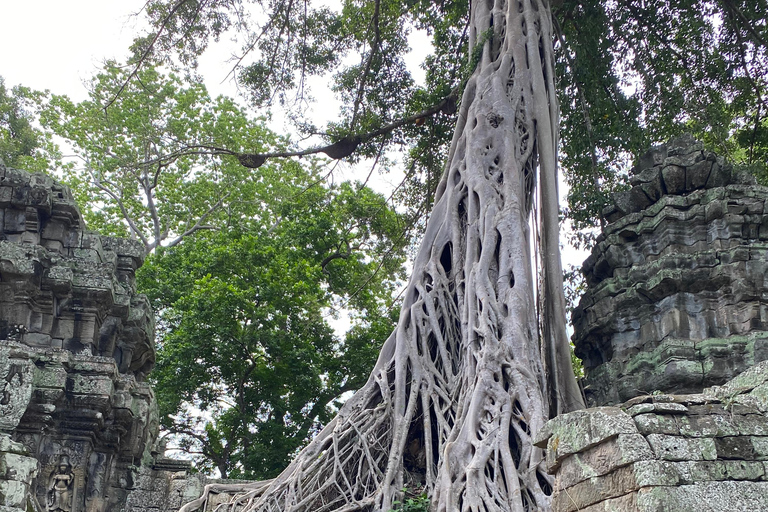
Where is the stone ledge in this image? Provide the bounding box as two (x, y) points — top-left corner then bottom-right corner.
(542, 363), (768, 512)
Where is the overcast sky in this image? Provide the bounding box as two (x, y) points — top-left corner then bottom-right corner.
(1, 1), (147, 100)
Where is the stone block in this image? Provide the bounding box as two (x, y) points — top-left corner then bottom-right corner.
(633, 413), (681, 436)
(635, 145), (668, 170)
(724, 459), (765, 480)
(0, 480), (27, 507)
(636, 480), (768, 511)
(2, 210), (25, 233)
(553, 461), (680, 512)
(0, 452), (39, 482)
(68, 373), (114, 398)
(714, 436), (761, 460)
(661, 164), (686, 195)
(733, 414), (768, 436)
(536, 408), (638, 471)
(674, 460), (728, 482)
(686, 158), (713, 191)
(626, 402), (688, 416)
(0, 187), (12, 207)
(646, 434), (716, 461)
(677, 413), (738, 437)
(555, 434), (654, 491)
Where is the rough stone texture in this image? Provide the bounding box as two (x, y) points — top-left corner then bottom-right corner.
(0, 164), (216, 511)
(540, 365), (768, 512)
(0, 433), (38, 511)
(573, 135), (768, 406)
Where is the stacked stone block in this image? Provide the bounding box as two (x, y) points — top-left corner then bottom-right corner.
(573, 135), (768, 406)
(0, 164), (154, 375)
(0, 162), (168, 511)
(536, 361), (768, 511)
(0, 434), (38, 511)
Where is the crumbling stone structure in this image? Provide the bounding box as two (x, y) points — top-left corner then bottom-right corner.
(573, 134), (768, 406)
(535, 362), (768, 511)
(538, 136), (768, 511)
(0, 162), (202, 512)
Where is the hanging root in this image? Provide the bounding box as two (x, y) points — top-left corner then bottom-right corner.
(178, 481), (274, 512)
(199, 1), (580, 511)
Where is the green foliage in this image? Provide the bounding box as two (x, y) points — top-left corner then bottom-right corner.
(33, 60), (409, 479)
(388, 491), (430, 512)
(554, 0), (768, 244)
(140, 170), (407, 479)
(0, 77), (58, 172)
(134, 0), (767, 253)
(40, 63), (280, 251)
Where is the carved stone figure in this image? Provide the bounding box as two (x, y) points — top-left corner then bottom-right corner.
(47, 456), (75, 512)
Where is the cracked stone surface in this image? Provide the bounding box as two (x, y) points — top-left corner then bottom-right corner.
(539, 364), (768, 512)
(573, 135), (768, 407)
(0, 163), (205, 512)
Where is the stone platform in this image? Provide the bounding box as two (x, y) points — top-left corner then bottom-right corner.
(536, 361), (768, 511)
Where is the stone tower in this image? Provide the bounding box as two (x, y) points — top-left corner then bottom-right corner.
(572, 135), (768, 406)
(0, 162), (160, 511)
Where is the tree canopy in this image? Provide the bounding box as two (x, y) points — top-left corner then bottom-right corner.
(127, 0), (767, 246)
(0, 77), (58, 173)
(41, 64), (284, 252)
(15, 63), (411, 479)
(140, 174), (407, 479)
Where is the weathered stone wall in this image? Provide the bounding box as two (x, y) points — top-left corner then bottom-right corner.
(0, 162), (215, 512)
(536, 361), (768, 511)
(573, 135), (768, 406)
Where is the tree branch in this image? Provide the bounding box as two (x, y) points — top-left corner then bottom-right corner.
(105, 0), (190, 110)
(236, 89), (459, 168)
(165, 191), (232, 248)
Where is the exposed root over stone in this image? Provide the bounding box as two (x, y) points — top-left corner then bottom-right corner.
(184, 1), (584, 511)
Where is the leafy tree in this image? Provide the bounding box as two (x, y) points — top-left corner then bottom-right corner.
(129, 0), (766, 248)
(78, 1), (766, 510)
(36, 61), (410, 479)
(168, 2), (582, 511)
(0, 77), (58, 172)
(41, 63), (280, 252)
(139, 177), (407, 479)
(556, 0), (768, 243)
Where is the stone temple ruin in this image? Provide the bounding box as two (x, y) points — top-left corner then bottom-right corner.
(0, 163), (202, 512)
(0, 134), (767, 511)
(538, 135), (768, 510)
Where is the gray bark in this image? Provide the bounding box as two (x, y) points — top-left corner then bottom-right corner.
(198, 0), (584, 510)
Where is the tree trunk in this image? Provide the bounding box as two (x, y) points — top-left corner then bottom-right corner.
(216, 0), (583, 510)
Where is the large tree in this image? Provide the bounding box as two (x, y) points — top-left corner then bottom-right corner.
(130, 0), (767, 245)
(124, 0), (767, 510)
(39, 63), (411, 480)
(141, 178), (407, 480)
(182, 0), (582, 511)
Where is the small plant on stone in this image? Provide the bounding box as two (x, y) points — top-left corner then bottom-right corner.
(388, 489), (430, 512)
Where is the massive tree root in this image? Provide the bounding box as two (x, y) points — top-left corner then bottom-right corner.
(193, 1), (583, 511)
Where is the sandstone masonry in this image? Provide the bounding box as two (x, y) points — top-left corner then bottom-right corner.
(0, 162), (202, 512)
(573, 134), (768, 406)
(544, 136), (768, 511)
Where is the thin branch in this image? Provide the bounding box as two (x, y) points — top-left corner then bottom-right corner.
(105, 0), (190, 110)
(350, 0), (382, 130)
(720, 0), (767, 46)
(90, 170), (151, 251)
(236, 88), (459, 168)
(165, 191), (232, 248)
